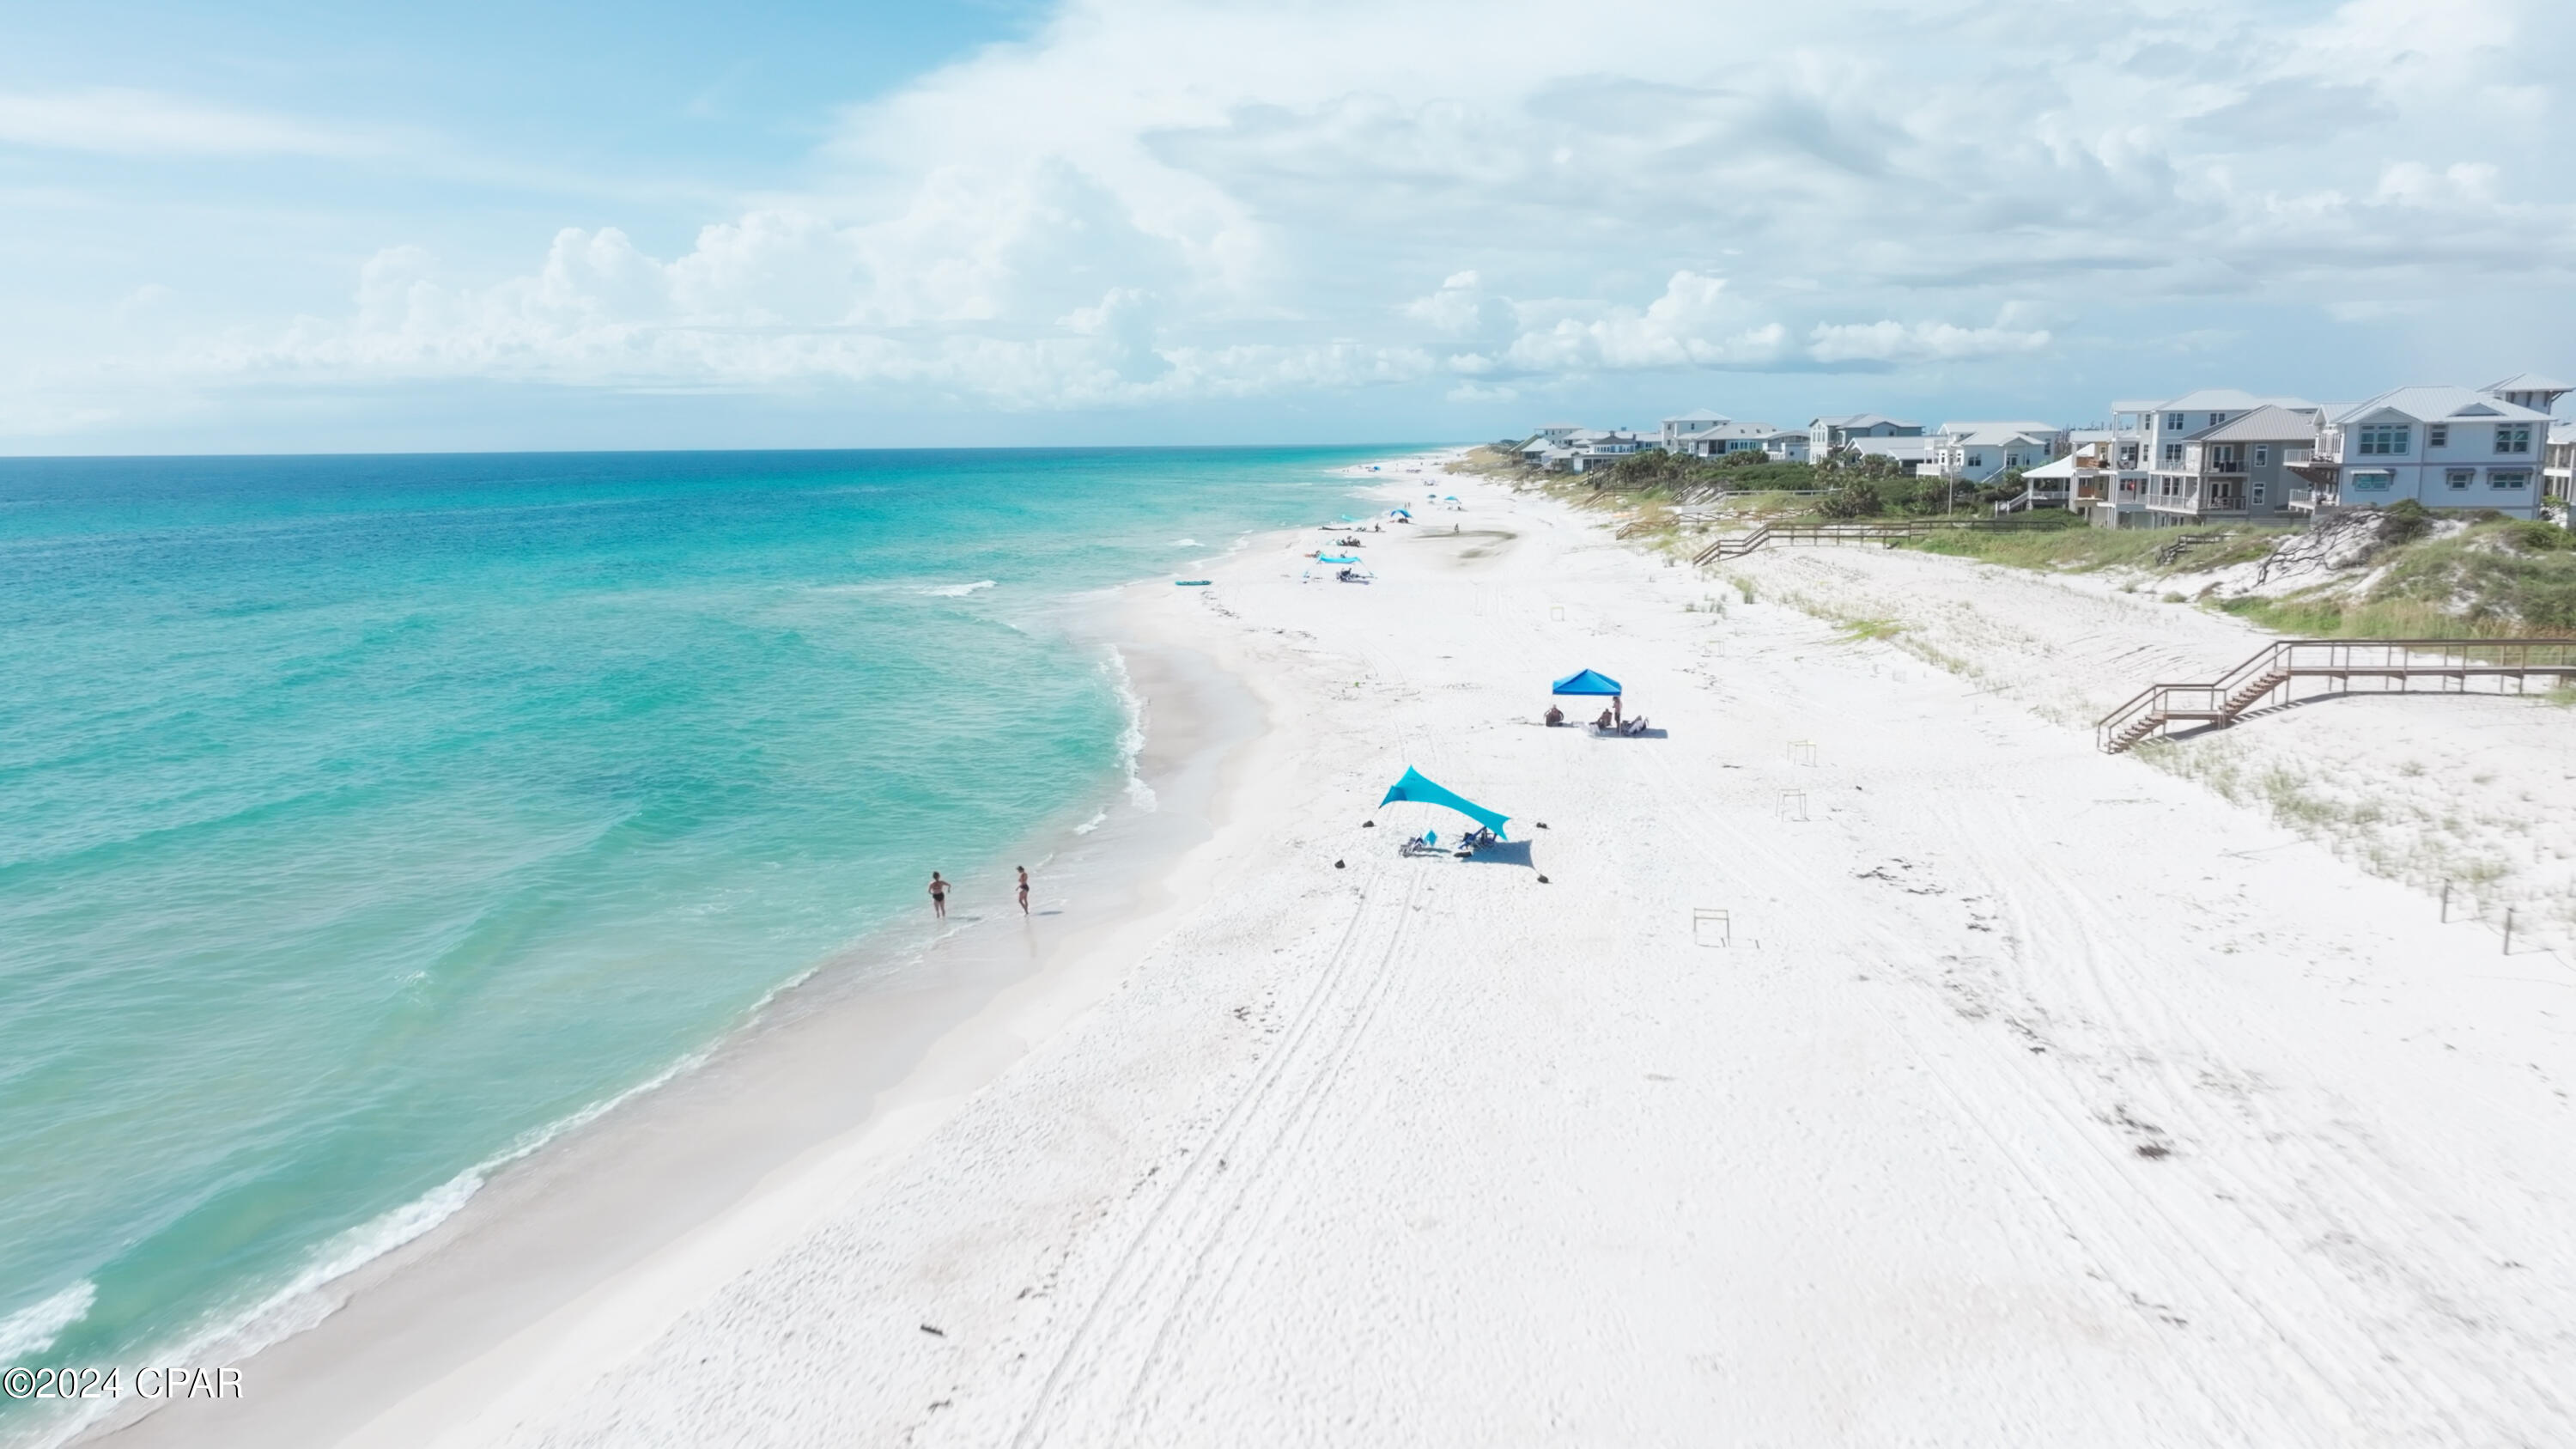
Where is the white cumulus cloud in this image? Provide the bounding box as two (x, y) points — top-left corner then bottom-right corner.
(27, 0), (2576, 436)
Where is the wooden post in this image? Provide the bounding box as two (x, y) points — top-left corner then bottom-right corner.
(2440, 880), (2450, 922)
(2503, 908), (2514, 956)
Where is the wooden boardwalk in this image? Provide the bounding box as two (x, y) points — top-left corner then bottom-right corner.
(2097, 638), (2576, 753)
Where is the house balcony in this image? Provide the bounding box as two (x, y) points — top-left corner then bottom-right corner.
(2142, 474), (2251, 517)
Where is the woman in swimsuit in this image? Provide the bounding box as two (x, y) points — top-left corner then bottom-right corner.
(1016, 866), (1030, 914)
(928, 871), (948, 919)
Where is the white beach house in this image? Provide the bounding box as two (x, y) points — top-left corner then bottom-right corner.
(1519, 427), (1656, 473)
(1660, 409), (1730, 451)
(1846, 436), (1937, 474)
(1806, 413), (1921, 461)
(1929, 422), (2068, 484)
(2289, 385), (2560, 520)
(1674, 421), (1784, 458)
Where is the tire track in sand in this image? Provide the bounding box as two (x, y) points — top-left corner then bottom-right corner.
(1005, 868), (1422, 1448)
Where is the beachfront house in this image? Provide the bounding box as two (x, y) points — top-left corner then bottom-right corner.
(2077, 388), (2322, 527)
(2288, 385), (2558, 521)
(1806, 413), (1921, 461)
(2138, 404), (2329, 523)
(2058, 429), (2150, 524)
(1929, 422), (2068, 484)
(1845, 436), (1937, 475)
(1520, 427), (1655, 473)
(1674, 421), (1782, 458)
(1761, 429), (1811, 463)
(1660, 409), (1730, 450)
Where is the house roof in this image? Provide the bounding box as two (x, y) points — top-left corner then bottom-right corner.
(2553, 421), (2576, 444)
(1851, 436), (1936, 458)
(2332, 387), (2552, 426)
(1809, 412), (1915, 430)
(1662, 408), (1729, 425)
(2192, 405), (2324, 442)
(1682, 421), (1779, 440)
(2484, 373), (2573, 395)
(2129, 387), (2317, 415)
(1938, 421), (2061, 446)
(2023, 455), (2080, 479)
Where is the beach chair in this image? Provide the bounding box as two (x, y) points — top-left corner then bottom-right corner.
(1399, 831), (1444, 857)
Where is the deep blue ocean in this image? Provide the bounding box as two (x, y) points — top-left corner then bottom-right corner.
(0, 447), (1382, 1421)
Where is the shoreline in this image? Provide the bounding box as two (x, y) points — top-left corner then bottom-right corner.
(81, 446), (2576, 1446)
(76, 523), (1326, 1446)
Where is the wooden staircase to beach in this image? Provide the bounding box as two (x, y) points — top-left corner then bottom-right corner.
(2095, 638), (2576, 753)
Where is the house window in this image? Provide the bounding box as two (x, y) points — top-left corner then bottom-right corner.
(2165, 412), (2184, 429)
(2161, 442), (2183, 463)
(2357, 424), (2410, 456)
(2253, 445), (2269, 466)
(2427, 425), (2448, 447)
(1966, 453), (1984, 468)
(2208, 413), (2227, 427)
(2349, 470), (2394, 493)
(2445, 469), (2475, 490)
(2252, 484), (2266, 506)
(2491, 470), (2532, 490)
(2496, 424), (2532, 454)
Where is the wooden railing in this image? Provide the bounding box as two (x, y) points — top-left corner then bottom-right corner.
(2097, 638), (2576, 753)
(1691, 514), (2077, 565)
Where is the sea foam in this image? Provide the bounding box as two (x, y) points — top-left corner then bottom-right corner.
(0, 1282), (95, 1361)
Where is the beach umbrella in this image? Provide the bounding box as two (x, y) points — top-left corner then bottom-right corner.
(1377, 767), (1510, 838)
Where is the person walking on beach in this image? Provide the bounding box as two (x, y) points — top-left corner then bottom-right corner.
(928, 871), (949, 919)
(1016, 866), (1030, 914)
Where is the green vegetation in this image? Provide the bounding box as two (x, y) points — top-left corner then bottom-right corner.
(2216, 517), (2576, 636)
(1888, 494), (2576, 639)
(1587, 447), (1820, 496)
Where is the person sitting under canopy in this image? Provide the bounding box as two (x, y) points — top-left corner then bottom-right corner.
(1551, 667), (1625, 725)
(1378, 767), (1509, 841)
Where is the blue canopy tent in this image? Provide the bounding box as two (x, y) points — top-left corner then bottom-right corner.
(1378, 767), (1509, 840)
(1552, 667), (1625, 723)
(1319, 553), (1361, 563)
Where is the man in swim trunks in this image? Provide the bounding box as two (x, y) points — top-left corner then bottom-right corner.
(929, 871), (948, 919)
(1016, 866), (1030, 914)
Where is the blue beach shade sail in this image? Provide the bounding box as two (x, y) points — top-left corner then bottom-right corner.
(1320, 553), (1361, 563)
(1551, 668), (1623, 697)
(1378, 767), (1510, 838)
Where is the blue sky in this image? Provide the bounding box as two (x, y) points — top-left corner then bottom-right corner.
(5, 0), (2573, 453)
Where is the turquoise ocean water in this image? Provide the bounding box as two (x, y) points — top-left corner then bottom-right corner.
(0, 447), (1382, 1424)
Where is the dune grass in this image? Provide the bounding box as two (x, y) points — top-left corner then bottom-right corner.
(2216, 521), (2576, 637)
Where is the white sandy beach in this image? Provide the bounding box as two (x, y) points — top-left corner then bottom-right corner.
(106, 460), (2576, 1447)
